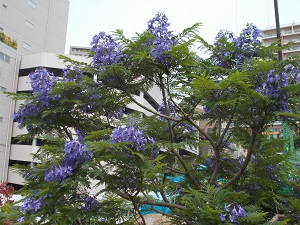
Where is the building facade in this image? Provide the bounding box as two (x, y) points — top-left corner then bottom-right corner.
(69, 46), (90, 57)
(0, 0), (70, 184)
(0, 42), (20, 183)
(0, 0), (69, 55)
(261, 22), (300, 59)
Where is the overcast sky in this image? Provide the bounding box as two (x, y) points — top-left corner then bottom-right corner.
(65, 0), (300, 54)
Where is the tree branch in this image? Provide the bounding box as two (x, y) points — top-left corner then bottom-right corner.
(124, 90), (182, 122)
(113, 189), (186, 210)
(171, 149), (201, 190)
(221, 130), (257, 189)
(185, 117), (217, 149)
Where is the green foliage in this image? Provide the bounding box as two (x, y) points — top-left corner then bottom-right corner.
(0, 32), (18, 49)
(5, 13), (300, 225)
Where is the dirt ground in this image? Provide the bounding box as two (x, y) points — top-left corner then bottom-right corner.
(135, 214), (173, 225)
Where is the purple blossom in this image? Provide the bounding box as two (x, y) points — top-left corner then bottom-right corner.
(75, 129), (85, 143)
(44, 165), (73, 182)
(22, 169), (37, 181)
(44, 138), (93, 182)
(80, 195), (102, 212)
(147, 13), (177, 64)
(118, 176), (139, 192)
(256, 69), (290, 112)
(29, 67), (58, 107)
(220, 202), (247, 224)
(90, 32), (124, 69)
(286, 64), (300, 84)
(158, 102), (176, 117)
(20, 196), (43, 214)
(13, 102), (40, 125)
(17, 217), (24, 222)
(63, 140), (93, 170)
(63, 66), (83, 82)
(237, 156), (244, 165)
(12, 68), (60, 130)
(80, 93), (101, 112)
(212, 23), (262, 69)
(107, 108), (125, 119)
(111, 126), (154, 151)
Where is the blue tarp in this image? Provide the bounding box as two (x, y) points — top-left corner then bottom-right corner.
(140, 204), (171, 215)
(140, 176), (184, 215)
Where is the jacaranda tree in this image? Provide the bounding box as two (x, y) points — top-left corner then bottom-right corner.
(2, 12), (300, 224)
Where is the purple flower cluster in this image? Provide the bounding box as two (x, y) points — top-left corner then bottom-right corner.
(237, 156), (244, 166)
(44, 165), (73, 182)
(63, 140), (93, 169)
(13, 68), (59, 128)
(257, 69), (289, 97)
(80, 93), (101, 112)
(90, 32), (124, 69)
(107, 108), (125, 119)
(80, 195), (102, 212)
(147, 13), (177, 64)
(220, 202), (247, 224)
(20, 196), (43, 214)
(118, 176), (139, 193)
(111, 126), (154, 151)
(158, 102), (176, 117)
(255, 64), (300, 112)
(63, 66), (83, 82)
(22, 168), (37, 181)
(44, 140), (93, 182)
(237, 23), (262, 45)
(213, 23), (262, 69)
(12, 102), (40, 126)
(29, 67), (59, 107)
(286, 64), (300, 83)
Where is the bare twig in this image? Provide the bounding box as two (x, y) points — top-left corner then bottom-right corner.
(270, 214), (284, 222)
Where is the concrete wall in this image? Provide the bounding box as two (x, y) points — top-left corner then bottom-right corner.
(0, 0), (69, 55)
(0, 42), (20, 182)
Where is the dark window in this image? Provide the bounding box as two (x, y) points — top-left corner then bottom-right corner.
(144, 92), (159, 110)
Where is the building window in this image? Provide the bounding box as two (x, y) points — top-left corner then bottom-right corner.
(28, 0), (36, 9)
(294, 29), (300, 33)
(25, 20), (34, 30)
(0, 86), (7, 92)
(0, 117), (3, 122)
(23, 42), (31, 51)
(0, 52), (10, 63)
(207, 128), (214, 133)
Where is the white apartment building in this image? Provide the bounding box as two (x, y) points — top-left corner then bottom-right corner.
(0, 0), (69, 185)
(69, 46), (90, 57)
(261, 22), (300, 59)
(0, 0), (69, 55)
(0, 42), (20, 183)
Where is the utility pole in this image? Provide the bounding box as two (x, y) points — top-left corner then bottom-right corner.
(274, 0), (283, 60)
